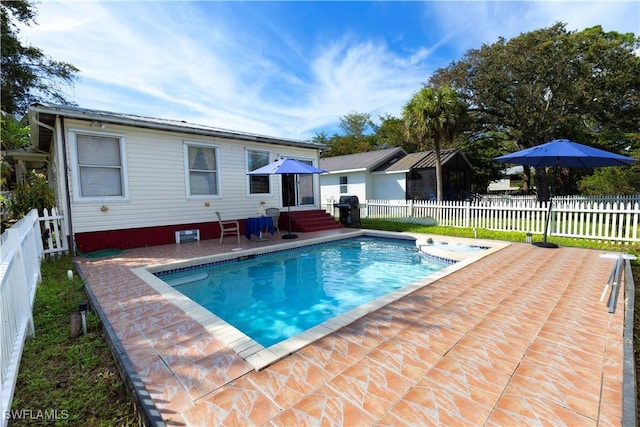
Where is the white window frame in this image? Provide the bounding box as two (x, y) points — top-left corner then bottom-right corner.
(184, 141), (221, 199)
(245, 149), (272, 197)
(68, 129), (129, 202)
(339, 176), (348, 194)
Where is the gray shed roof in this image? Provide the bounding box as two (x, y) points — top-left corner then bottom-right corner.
(319, 147), (406, 172)
(28, 103), (325, 153)
(379, 148), (473, 172)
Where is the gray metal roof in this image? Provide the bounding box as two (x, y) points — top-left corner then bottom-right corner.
(377, 151), (423, 172)
(319, 147), (406, 172)
(28, 103), (325, 153)
(380, 148), (473, 172)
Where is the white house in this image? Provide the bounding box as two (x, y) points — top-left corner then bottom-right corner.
(319, 147), (407, 207)
(320, 147), (473, 208)
(28, 104), (327, 253)
(487, 165), (524, 193)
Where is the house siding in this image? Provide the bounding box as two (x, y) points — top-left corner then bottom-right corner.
(320, 171), (406, 205)
(319, 172), (367, 206)
(58, 119), (319, 250)
(372, 173), (406, 200)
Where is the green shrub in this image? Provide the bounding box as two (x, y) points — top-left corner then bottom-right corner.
(6, 169), (56, 218)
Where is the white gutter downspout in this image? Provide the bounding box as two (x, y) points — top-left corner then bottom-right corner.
(55, 116), (74, 254)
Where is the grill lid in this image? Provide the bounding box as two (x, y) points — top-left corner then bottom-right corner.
(337, 195), (359, 207)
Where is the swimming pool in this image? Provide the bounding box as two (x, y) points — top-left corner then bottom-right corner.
(158, 237), (450, 348)
(134, 230), (509, 369)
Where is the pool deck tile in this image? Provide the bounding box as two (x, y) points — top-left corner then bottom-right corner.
(74, 228), (628, 426)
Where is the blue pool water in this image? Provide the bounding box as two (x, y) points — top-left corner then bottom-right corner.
(428, 241), (488, 254)
(159, 237), (450, 347)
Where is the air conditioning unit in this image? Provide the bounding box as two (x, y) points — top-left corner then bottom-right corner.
(175, 229), (200, 244)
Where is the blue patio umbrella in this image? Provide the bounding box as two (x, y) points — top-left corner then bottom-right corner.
(248, 157), (327, 175)
(495, 139), (636, 168)
(495, 139), (636, 247)
(247, 158), (327, 239)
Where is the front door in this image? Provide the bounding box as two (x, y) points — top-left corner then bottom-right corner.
(282, 174), (296, 207)
(281, 160), (317, 208)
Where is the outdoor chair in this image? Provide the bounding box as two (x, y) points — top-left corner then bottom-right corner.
(215, 211), (240, 244)
(265, 207), (280, 234)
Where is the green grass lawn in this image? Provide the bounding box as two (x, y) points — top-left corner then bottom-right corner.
(9, 256), (138, 426)
(9, 220), (639, 424)
(360, 217), (640, 254)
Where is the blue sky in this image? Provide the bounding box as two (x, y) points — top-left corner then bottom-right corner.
(20, 1), (640, 140)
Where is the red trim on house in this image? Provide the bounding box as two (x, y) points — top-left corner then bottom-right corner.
(74, 221), (232, 253)
(73, 210), (341, 253)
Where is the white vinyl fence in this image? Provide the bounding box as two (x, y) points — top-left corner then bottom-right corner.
(0, 209), (43, 426)
(40, 207), (68, 256)
(362, 198), (640, 244)
(481, 194), (640, 205)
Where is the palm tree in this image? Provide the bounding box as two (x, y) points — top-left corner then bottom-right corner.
(402, 86), (467, 201)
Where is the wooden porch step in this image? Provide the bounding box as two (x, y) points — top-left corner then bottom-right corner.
(280, 210), (342, 232)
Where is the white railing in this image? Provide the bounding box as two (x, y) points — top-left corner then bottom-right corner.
(481, 194), (640, 205)
(364, 198), (640, 244)
(0, 209), (43, 427)
(39, 207), (68, 256)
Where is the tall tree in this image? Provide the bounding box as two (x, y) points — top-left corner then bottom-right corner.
(578, 144), (640, 196)
(430, 23), (640, 200)
(1, 0), (78, 115)
(0, 112), (30, 190)
(459, 131), (511, 193)
(321, 112), (378, 157)
(375, 114), (414, 152)
(402, 85), (468, 201)
(339, 112), (376, 139)
(312, 131), (331, 158)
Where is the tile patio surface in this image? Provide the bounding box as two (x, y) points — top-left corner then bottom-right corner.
(74, 229), (627, 426)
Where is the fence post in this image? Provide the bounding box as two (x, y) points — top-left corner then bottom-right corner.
(41, 207), (55, 253)
(464, 200), (470, 228)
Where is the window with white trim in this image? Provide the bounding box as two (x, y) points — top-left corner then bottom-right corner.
(70, 131), (128, 201)
(185, 142), (220, 197)
(339, 176), (348, 193)
(247, 150), (271, 195)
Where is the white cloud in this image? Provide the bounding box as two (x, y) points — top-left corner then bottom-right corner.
(20, 1), (437, 138)
(18, 1), (640, 140)
(307, 39), (429, 123)
(429, 1), (639, 53)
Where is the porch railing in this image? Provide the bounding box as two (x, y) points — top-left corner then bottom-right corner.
(39, 207), (68, 256)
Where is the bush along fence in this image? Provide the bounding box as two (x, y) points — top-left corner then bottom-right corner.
(0, 209), (43, 427)
(326, 198), (640, 244)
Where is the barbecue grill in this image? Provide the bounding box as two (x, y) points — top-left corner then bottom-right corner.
(334, 195), (361, 225)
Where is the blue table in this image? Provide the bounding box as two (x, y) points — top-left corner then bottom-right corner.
(245, 216), (274, 240)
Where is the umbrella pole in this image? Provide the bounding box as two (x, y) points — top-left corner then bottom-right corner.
(541, 200), (553, 244)
(534, 161), (559, 248)
(534, 200), (557, 248)
(282, 173), (298, 239)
